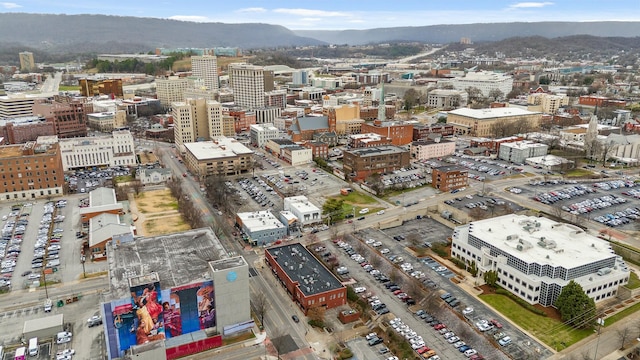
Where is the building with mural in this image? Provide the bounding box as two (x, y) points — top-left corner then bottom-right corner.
(101, 228), (250, 360)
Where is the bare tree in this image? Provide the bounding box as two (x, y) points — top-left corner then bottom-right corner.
(617, 327), (631, 350)
(389, 268), (402, 284)
(252, 293), (269, 329)
(369, 255), (382, 268)
(597, 139), (617, 166)
(307, 306), (326, 326)
(270, 329), (289, 360)
(131, 179), (143, 196)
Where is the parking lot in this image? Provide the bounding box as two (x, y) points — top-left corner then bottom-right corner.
(517, 179), (640, 230)
(443, 194), (525, 218)
(0, 196), (108, 291)
(420, 153), (527, 183)
(67, 166), (131, 194)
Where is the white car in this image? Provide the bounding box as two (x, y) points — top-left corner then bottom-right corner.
(354, 287), (366, 294)
(462, 306), (474, 315)
(377, 210), (385, 215)
(56, 331), (73, 344)
(380, 248), (390, 254)
(464, 349), (478, 357)
(56, 349), (75, 357)
(498, 336), (512, 346)
(359, 208), (369, 214)
(372, 241), (382, 247)
(365, 239), (376, 244)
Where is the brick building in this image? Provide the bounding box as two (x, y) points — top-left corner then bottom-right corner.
(32, 96), (89, 138)
(228, 110), (256, 133)
(343, 145), (410, 181)
(289, 116), (335, 142)
(431, 166), (468, 192)
(578, 95), (626, 108)
(0, 140), (64, 201)
(0, 116), (56, 144)
(348, 133), (393, 148)
(264, 243), (346, 314)
(413, 124), (454, 140)
(470, 136), (523, 152)
(302, 141), (329, 159)
(360, 121), (413, 146)
(360, 105), (396, 121)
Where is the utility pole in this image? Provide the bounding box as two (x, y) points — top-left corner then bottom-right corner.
(593, 317), (605, 360)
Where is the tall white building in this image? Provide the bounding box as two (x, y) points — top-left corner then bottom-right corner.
(450, 71), (513, 98)
(451, 214), (629, 306)
(56, 130), (136, 170)
(191, 55), (219, 91)
(156, 77), (189, 108)
(172, 98), (223, 150)
(229, 64), (265, 109)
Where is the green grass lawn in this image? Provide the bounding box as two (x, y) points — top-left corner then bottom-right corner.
(627, 272), (640, 290)
(604, 301), (640, 326)
(339, 191), (378, 205)
(480, 294), (592, 350)
(564, 168), (595, 178)
(58, 85), (80, 91)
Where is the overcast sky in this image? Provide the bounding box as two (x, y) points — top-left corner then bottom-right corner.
(1, 1), (639, 30)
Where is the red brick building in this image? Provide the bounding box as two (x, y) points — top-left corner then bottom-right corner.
(348, 133), (393, 148)
(0, 117), (56, 144)
(360, 105), (395, 121)
(470, 136), (523, 152)
(343, 145), (411, 182)
(432, 165), (468, 192)
(302, 141), (329, 159)
(32, 96), (89, 138)
(360, 120), (413, 146)
(578, 95), (626, 108)
(228, 110), (257, 133)
(265, 243), (347, 314)
(289, 116), (335, 142)
(413, 124), (454, 140)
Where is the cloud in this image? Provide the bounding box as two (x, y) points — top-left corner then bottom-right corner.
(236, 7), (266, 13)
(168, 15), (210, 22)
(1, 2), (22, 9)
(273, 8), (350, 17)
(509, 2), (554, 9)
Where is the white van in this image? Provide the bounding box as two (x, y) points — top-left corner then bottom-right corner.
(27, 337), (38, 356)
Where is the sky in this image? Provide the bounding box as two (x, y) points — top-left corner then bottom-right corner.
(1, 1), (640, 30)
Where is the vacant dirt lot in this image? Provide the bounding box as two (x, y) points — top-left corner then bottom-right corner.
(131, 189), (189, 236)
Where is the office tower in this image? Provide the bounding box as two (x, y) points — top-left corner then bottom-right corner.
(191, 56), (219, 91)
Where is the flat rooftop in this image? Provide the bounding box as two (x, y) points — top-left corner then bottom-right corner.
(500, 141), (547, 150)
(184, 137), (253, 161)
(434, 165), (467, 173)
(107, 228), (228, 299)
(465, 214), (615, 269)
(345, 145), (407, 157)
(238, 211), (286, 232)
(284, 196), (320, 213)
(209, 256), (247, 272)
(449, 107), (540, 119)
(266, 243), (344, 296)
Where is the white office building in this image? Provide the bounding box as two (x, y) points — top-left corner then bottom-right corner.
(498, 141), (548, 164)
(250, 123), (279, 148)
(449, 71), (513, 98)
(283, 196), (321, 226)
(56, 130), (136, 170)
(451, 215), (629, 306)
(0, 94), (36, 118)
(229, 64), (265, 109)
(191, 55), (219, 91)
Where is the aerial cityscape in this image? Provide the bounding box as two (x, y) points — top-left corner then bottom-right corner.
(2, 3), (640, 360)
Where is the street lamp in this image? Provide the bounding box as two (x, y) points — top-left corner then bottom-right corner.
(593, 317), (605, 360)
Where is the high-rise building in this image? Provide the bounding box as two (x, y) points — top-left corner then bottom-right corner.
(229, 64), (265, 109)
(191, 56), (219, 91)
(156, 77), (189, 108)
(171, 98), (224, 150)
(19, 51), (35, 72)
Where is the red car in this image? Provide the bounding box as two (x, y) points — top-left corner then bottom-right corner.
(434, 323), (446, 330)
(182, 173), (187, 177)
(416, 346), (431, 354)
(393, 289), (403, 295)
(490, 319), (503, 329)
